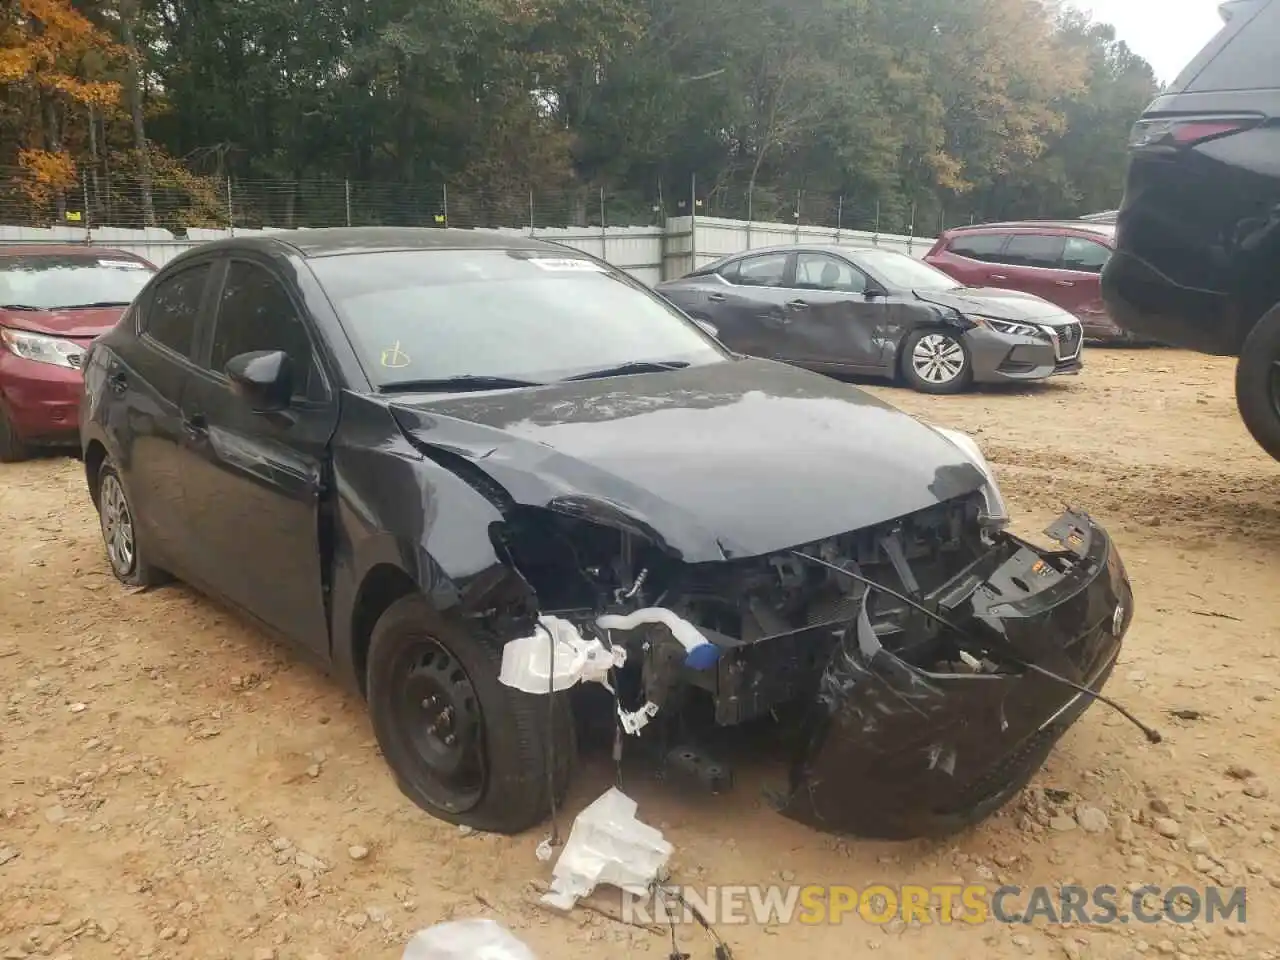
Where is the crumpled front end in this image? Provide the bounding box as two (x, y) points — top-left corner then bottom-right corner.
(776, 511), (1133, 839)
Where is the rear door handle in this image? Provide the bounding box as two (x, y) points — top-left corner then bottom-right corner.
(989, 274), (1008, 281)
(707, 292), (727, 302)
(787, 299), (809, 309)
(108, 371), (127, 395)
(1054, 280), (1075, 287)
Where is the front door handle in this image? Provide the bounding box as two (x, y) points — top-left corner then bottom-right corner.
(989, 274), (1008, 282)
(787, 299), (809, 309)
(707, 292), (727, 302)
(1054, 280), (1075, 287)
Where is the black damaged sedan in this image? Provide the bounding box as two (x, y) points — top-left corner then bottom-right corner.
(79, 228), (1141, 840)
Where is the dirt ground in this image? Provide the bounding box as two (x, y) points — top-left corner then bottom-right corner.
(2, 347), (1279, 960)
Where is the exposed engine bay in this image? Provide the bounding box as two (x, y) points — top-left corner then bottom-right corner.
(490, 490), (1146, 839)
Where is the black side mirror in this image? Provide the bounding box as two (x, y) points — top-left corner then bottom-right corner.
(864, 285), (888, 299)
(226, 350), (293, 412)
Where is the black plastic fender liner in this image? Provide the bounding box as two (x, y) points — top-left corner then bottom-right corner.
(776, 512), (1133, 840)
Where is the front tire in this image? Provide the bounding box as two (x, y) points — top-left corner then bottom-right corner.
(901, 328), (974, 395)
(1235, 303), (1280, 461)
(96, 460), (166, 586)
(0, 407), (30, 463)
(366, 594), (575, 834)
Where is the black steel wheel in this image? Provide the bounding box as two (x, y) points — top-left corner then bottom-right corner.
(366, 593), (575, 833)
(1236, 302), (1280, 461)
(387, 635), (487, 813)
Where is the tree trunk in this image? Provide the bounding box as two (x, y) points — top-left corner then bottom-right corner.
(43, 100), (67, 222)
(120, 6), (156, 227)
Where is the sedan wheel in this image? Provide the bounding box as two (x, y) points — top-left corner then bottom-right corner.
(902, 329), (973, 395)
(366, 593), (576, 834)
(100, 472), (136, 578)
(95, 460), (167, 587)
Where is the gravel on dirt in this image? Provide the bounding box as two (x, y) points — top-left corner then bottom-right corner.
(2, 348), (1279, 959)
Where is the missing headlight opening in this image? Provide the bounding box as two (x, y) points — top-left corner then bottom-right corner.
(493, 495), (1148, 841)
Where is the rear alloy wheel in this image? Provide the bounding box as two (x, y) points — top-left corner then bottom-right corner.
(1235, 303), (1280, 461)
(96, 460), (166, 586)
(0, 407), (30, 463)
(366, 594), (575, 834)
(902, 328), (974, 395)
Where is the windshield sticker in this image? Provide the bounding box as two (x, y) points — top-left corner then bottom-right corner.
(97, 259), (147, 269)
(527, 257), (606, 272)
(380, 341), (411, 368)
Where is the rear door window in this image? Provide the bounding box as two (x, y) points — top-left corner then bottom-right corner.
(734, 252), (790, 287)
(948, 233), (1010, 263)
(1001, 234), (1066, 269)
(1062, 237), (1112, 273)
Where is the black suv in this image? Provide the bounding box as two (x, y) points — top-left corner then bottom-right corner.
(1102, 0), (1280, 459)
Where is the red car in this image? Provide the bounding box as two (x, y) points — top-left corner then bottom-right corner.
(0, 246), (156, 461)
(924, 221), (1130, 342)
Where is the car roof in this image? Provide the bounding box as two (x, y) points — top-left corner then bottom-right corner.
(703, 242), (900, 264)
(944, 220), (1115, 238)
(172, 227), (562, 261)
(0, 244), (150, 259)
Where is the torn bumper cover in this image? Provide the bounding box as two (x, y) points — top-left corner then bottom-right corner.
(777, 510), (1133, 840)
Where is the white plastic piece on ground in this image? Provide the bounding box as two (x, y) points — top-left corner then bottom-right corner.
(402, 918), (538, 960)
(540, 787), (674, 912)
(498, 615), (625, 695)
(596, 607), (712, 654)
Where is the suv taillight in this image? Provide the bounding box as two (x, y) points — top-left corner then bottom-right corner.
(1129, 115), (1262, 150)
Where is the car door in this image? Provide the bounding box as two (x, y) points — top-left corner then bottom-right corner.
(178, 255), (339, 658)
(105, 258), (218, 576)
(1060, 234), (1113, 322)
(698, 251), (797, 360)
(991, 233), (1069, 304)
(780, 252), (888, 370)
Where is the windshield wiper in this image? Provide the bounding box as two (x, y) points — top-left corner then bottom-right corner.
(0, 304), (41, 311)
(377, 375), (546, 394)
(59, 301), (132, 309)
(561, 360), (691, 382)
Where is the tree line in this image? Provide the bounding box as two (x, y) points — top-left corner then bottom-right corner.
(0, 0), (1160, 232)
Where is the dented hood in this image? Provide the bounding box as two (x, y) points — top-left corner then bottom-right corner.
(387, 357), (986, 562)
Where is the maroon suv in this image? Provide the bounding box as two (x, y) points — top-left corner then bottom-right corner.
(925, 221), (1129, 342)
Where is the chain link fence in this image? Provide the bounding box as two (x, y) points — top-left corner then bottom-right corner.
(0, 165), (986, 237)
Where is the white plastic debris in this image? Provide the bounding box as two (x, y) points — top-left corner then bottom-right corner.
(541, 787), (674, 911)
(402, 918), (537, 960)
(498, 616), (625, 694)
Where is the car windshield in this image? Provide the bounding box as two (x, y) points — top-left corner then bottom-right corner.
(309, 248), (729, 388)
(855, 249), (964, 291)
(0, 254), (154, 309)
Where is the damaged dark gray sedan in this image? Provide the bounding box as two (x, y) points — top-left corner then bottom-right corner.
(80, 228), (1144, 841)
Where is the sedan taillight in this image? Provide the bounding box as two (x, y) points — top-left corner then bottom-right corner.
(1128, 115), (1262, 150)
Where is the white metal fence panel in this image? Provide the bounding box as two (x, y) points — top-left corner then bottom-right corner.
(0, 217), (923, 283)
(686, 215), (925, 272)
